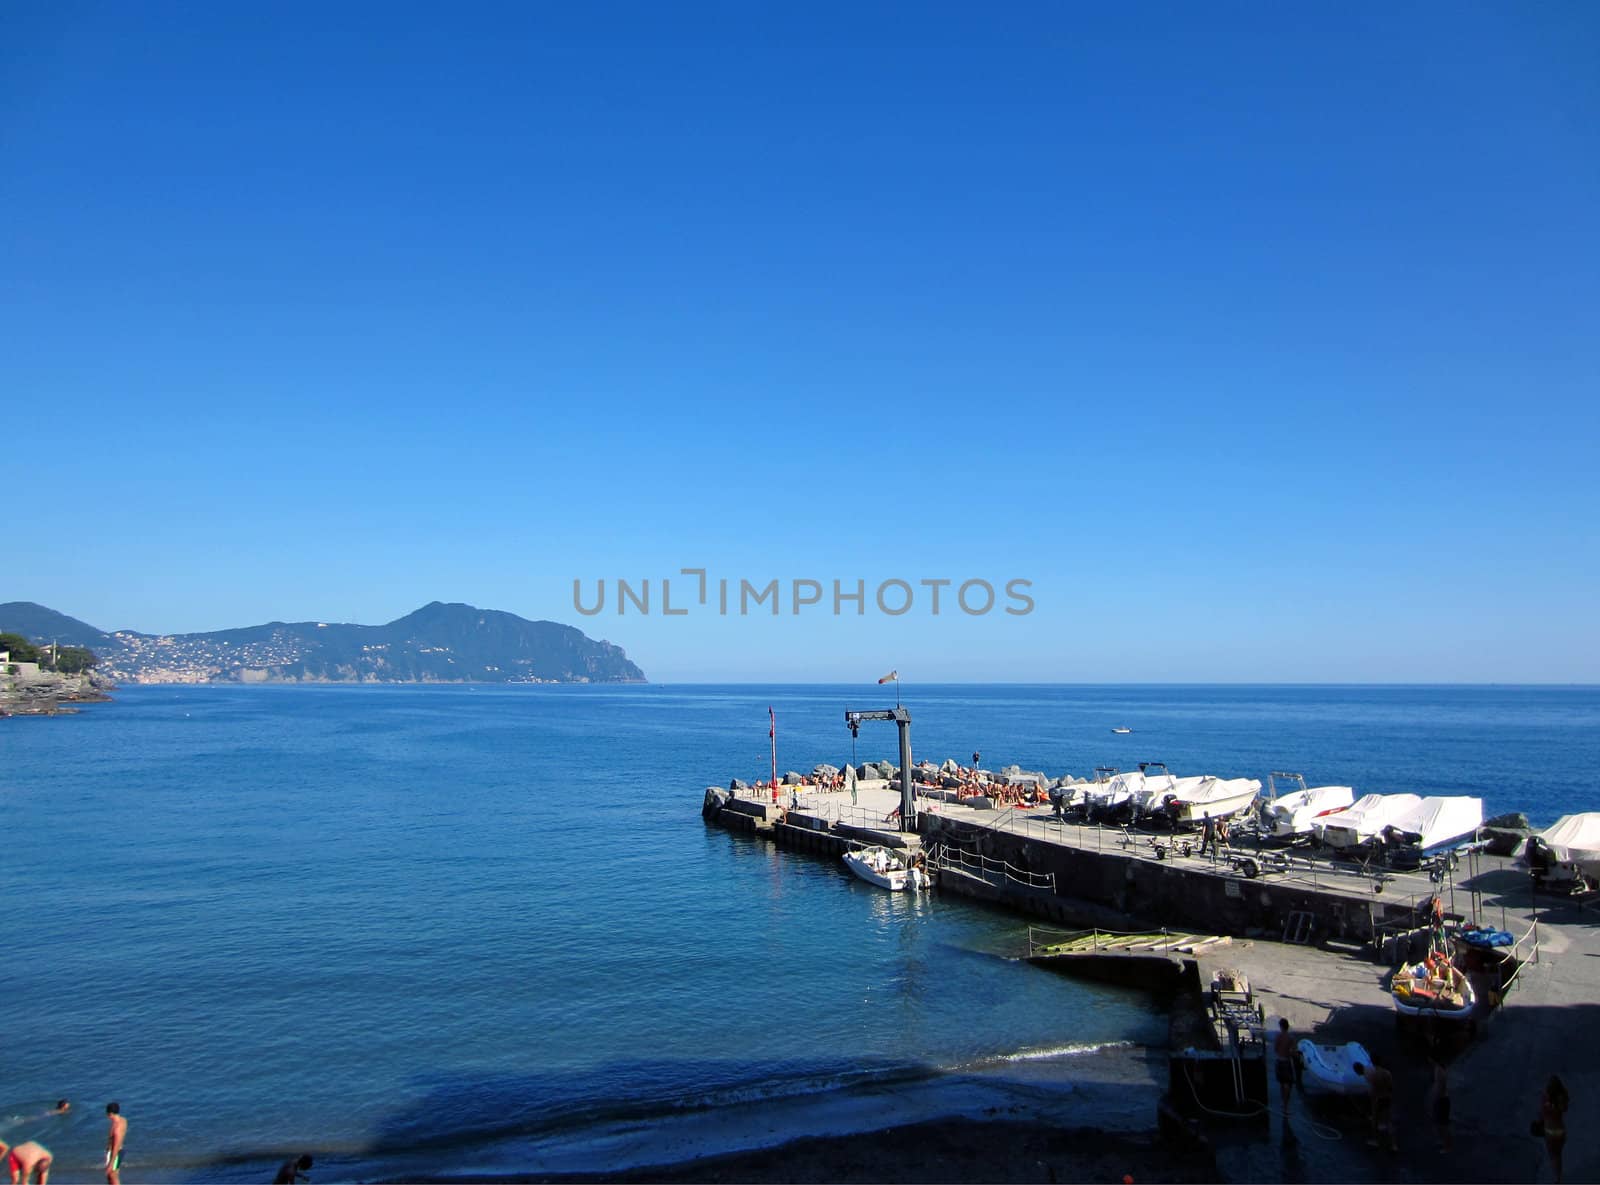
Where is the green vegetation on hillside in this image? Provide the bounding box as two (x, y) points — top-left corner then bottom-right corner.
(0, 631), (98, 673)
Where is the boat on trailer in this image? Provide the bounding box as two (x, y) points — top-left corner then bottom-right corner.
(1525, 812), (1600, 891)
(1260, 773), (1355, 842)
(1377, 795), (1484, 865)
(1163, 776), (1262, 827)
(842, 845), (929, 891)
(1315, 793), (1422, 850)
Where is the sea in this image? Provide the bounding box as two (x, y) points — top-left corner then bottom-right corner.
(3, 683), (1597, 1182)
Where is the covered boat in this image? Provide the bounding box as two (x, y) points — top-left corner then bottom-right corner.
(1525, 813), (1600, 889)
(1166, 776), (1262, 826)
(1316, 793), (1422, 850)
(1262, 781), (1355, 841)
(842, 845), (928, 891)
(1385, 795), (1484, 854)
(1296, 1039), (1371, 1098)
(1392, 957), (1475, 1020)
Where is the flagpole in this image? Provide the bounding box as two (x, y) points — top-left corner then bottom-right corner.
(769, 706), (778, 803)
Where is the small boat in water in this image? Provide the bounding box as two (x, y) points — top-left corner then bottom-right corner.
(1296, 1038), (1371, 1097)
(1111, 727), (1132, 734)
(842, 845), (929, 891)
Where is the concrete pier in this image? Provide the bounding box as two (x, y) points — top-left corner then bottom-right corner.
(705, 779), (1461, 945)
(702, 770), (1600, 1182)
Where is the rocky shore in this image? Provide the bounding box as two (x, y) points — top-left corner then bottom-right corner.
(0, 667), (115, 716)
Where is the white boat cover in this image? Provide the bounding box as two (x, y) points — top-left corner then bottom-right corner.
(1389, 796), (1484, 851)
(1317, 793), (1422, 847)
(1183, 776), (1262, 808)
(1084, 770), (1145, 806)
(1538, 813), (1600, 863)
(1296, 1039), (1370, 1097)
(1266, 786), (1354, 835)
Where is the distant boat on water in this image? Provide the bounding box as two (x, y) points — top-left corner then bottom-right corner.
(1111, 726), (1132, 734)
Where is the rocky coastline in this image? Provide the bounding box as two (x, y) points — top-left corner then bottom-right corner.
(0, 668), (116, 716)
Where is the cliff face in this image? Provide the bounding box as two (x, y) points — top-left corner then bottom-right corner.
(0, 601), (647, 685)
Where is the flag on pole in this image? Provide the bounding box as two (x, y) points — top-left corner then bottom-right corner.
(877, 670), (898, 684)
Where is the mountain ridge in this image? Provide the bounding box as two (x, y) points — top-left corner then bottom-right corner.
(0, 600), (646, 685)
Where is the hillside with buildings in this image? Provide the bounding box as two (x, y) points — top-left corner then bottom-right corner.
(0, 601), (647, 685)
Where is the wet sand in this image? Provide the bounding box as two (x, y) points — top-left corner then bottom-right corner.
(411, 1119), (1218, 1183)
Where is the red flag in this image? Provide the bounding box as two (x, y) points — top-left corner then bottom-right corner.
(877, 670), (898, 684)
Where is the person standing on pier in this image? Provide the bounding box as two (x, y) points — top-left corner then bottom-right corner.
(1353, 1062), (1397, 1152)
(1200, 814), (1216, 857)
(1541, 1075), (1569, 1183)
(1273, 1018), (1297, 1113)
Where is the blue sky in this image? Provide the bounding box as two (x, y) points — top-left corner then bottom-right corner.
(4, 3), (1596, 681)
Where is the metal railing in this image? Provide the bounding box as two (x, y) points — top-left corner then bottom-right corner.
(1497, 916), (1543, 999)
(932, 844), (1056, 892)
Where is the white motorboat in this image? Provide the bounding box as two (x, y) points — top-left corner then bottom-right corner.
(1111, 726), (1132, 734)
(842, 845), (929, 891)
(1386, 796), (1484, 854)
(1078, 768), (1144, 815)
(1315, 793), (1422, 850)
(1392, 959), (1475, 1021)
(1262, 776), (1355, 841)
(1125, 763), (1180, 814)
(1164, 776), (1262, 826)
(1525, 813), (1600, 888)
(1296, 1038), (1371, 1098)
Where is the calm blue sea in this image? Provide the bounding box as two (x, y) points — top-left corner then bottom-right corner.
(3, 684), (1596, 1182)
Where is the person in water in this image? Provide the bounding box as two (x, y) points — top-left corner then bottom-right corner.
(273, 1153), (314, 1183)
(104, 1103), (126, 1185)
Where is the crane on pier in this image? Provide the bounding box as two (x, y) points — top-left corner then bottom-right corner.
(845, 706), (916, 830)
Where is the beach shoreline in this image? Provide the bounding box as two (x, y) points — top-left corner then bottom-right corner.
(395, 1118), (1218, 1184)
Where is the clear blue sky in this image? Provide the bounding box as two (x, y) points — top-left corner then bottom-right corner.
(4, 3), (1596, 681)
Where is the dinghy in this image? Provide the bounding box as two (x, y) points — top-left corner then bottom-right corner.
(1296, 1039), (1371, 1098)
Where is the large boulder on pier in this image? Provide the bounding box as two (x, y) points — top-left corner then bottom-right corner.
(1483, 811), (1532, 856)
(783, 771), (804, 785)
(702, 787), (730, 819)
(941, 758), (960, 773)
(730, 778), (749, 791)
(811, 763), (840, 779)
